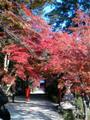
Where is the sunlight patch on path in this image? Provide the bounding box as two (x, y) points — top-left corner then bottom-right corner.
(7, 98), (63, 120)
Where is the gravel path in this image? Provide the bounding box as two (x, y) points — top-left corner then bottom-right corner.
(6, 95), (63, 120)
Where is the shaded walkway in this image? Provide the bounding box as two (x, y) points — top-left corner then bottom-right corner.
(6, 95), (63, 120)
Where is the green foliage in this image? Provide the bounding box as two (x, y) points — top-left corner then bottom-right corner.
(0, 53), (4, 67)
(75, 96), (84, 116)
(30, 1), (46, 9)
(63, 110), (74, 120)
(32, 0), (90, 31)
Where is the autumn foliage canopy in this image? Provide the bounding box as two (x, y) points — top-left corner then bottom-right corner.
(0, 1), (90, 91)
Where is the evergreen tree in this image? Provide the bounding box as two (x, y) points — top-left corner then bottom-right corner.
(32, 0), (90, 32)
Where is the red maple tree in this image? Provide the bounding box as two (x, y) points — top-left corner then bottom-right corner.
(0, 1), (52, 86)
(0, 1), (90, 92)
